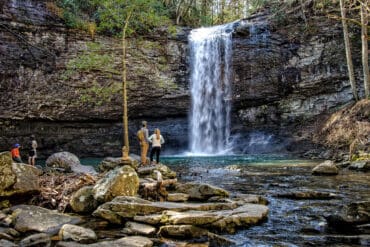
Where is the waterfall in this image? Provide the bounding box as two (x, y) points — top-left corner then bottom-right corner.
(189, 23), (233, 155)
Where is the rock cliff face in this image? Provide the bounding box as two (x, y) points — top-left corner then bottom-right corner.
(0, 1), (363, 157)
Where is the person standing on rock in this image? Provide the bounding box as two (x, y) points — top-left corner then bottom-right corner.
(11, 143), (23, 163)
(28, 135), (37, 166)
(138, 121), (150, 165)
(148, 128), (165, 165)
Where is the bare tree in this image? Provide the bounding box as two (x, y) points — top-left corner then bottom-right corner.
(360, 0), (369, 98)
(340, 0), (359, 101)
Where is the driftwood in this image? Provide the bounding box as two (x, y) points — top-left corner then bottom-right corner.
(30, 172), (98, 212)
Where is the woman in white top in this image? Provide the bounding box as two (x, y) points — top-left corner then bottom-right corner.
(148, 128), (165, 165)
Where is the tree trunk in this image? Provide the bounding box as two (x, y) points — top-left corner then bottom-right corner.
(361, 0), (369, 98)
(122, 11), (132, 160)
(339, 0), (359, 101)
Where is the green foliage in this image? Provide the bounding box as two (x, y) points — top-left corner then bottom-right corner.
(79, 80), (121, 106)
(66, 42), (119, 74)
(96, 0), (171, 36)
(56, 0), (98, 30)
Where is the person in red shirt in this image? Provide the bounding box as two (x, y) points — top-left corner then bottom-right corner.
(11, 143), (23, 163)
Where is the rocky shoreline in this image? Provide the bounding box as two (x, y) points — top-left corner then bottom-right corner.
(0, 152), (270, 246)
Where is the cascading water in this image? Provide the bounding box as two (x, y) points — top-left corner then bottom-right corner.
(188, 23), (234, 155)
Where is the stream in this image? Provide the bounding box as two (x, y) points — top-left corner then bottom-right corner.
(161, 155), (370, 247)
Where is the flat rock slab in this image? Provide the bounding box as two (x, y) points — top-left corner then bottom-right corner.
(162, 203), (269, 233)
(123, 221), (156, 236)
(56, 236), (153, 247)
(93, 196), (238, 224)
(11, 205), (82, 234)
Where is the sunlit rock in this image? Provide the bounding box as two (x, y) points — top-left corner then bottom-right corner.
(122, 221), (156, 236)
(93, 166), (139, 203)
(70, 186), (98, 213)
(312, 160), (339, 175)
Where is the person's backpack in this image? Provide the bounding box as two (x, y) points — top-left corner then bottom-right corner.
(137, 129), (145, 142)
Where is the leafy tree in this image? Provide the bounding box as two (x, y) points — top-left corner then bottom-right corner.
(96, 0), (170, 160)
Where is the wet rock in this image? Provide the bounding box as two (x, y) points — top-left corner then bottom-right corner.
(45, 152), (80, 172)
(93, 196), (238, 224)
(348, 161), (370, 171)
(70, 186), (99, 213)
(232, 194), (269, 205)
(11, 205), (82, 234)
(276, 191), (336, 200)
(93, 165), (139, 203)
(312, 160), (339, 175)
(59, 224), (97, 244)
(326, 201), (370, 232)
(56, 236), (153, 247)
(0, 151), (41, 198)
(175, 183), (229, 200)
(122, 221), (156, 236)
(0, 239), (17, 247)
(19, 233), (51, 247)
(167, 193), (189, 202)
(98, 157), (139, 172)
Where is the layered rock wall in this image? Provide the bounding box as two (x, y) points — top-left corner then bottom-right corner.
(0, 1), (364, 157)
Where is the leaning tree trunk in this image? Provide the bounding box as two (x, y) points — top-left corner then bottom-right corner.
(361, 0), (369, 98)
(340, 0), (359, 101)
(122, 11), (133, 160)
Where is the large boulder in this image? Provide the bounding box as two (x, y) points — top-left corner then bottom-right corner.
(59, 224), (97, 244)
(70, 186), (99, 213)
(93, 166), (140, 203)
(45, 152), (96, 174)
(175, 182), (229, 200)
(11, 205), (82, 234)
(45, 152), (80, 172)
(0, 152), (41, 197)
(312, 160), (339, 176)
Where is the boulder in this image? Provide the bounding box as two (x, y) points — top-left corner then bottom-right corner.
(19, 233), (51, 247)
(93, 196), (238, 224)
(167, 193), (189, 202)
(122, 222), (156, 236)
(312, 160), (339, 175)
(45, 152), (80, 172)
(59, 224), (97, 244)
(0, 152), (41, 197)
(98, 157), (139, 172)
(175, 183), (229, 200)
(70, 186), (99, 213)
(11, 205), (82, 234)
(348, 161), (370, 171)
(93, 166), (140, 203)
(0, 152), (16, 193)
